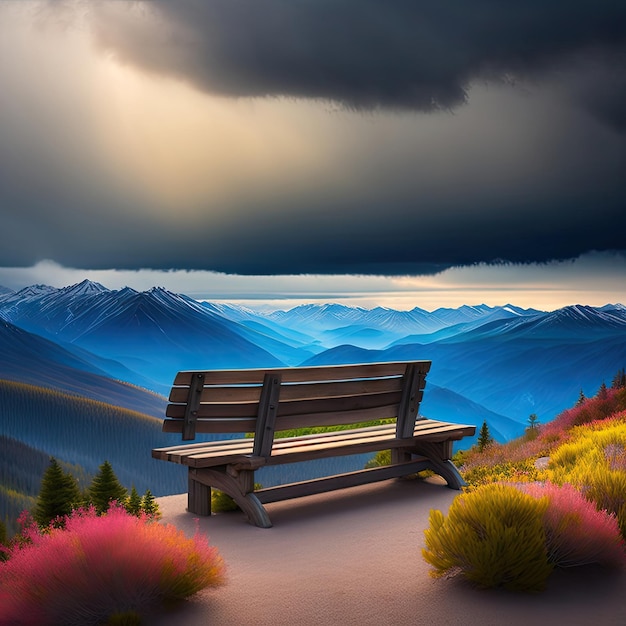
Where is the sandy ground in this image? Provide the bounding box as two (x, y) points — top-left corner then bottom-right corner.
(151, 478), (626, 626)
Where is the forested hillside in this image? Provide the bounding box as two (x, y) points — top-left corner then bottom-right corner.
(0, 380), (188, 515)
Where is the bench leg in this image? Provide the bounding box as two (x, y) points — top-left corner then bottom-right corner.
(190, 467), (273, 528)
(411, 441), (468, 490)
(188, 470), (212, 516)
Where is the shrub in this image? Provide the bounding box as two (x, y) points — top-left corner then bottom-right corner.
(422, 483), (552, 592)
(211, 489), (241, 513)
(546, 416), (626, 537)
(521, 482), (625, 568)
(34, 457), (82, 527)
(211, 484), (264, 513)
(461, 458), (541, 487)
(0, 504), (225, 625)
(584, 471), (626, 539)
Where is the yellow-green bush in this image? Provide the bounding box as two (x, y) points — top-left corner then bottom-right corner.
(422, 483), (553, 592)
(546, 419), (626, 537)
(211, 483), (264, 513)
(585, 471), (626, 539)
(211, 490), (240, 513)
(461, 459), (542, 487)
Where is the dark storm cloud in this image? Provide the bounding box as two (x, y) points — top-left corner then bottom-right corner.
(1, 1), (625, 278)
(94, 0), (626, 125)
(162, 193), (626, 275)
(5, 187), (621, 277)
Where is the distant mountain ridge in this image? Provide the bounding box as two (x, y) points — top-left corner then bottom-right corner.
(1, 279), (625, 445)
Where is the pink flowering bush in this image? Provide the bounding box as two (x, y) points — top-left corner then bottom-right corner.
(0, 505), (225, 626)
(520, 482), (626, 569)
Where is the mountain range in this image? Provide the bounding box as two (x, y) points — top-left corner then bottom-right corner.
(1, 279), (625, 523)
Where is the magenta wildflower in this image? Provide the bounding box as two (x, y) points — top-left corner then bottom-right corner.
(521, 482), (626, 568)
(0, 504), (225, 625)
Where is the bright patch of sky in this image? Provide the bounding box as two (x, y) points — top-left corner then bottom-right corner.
(0, 252), (624, 312)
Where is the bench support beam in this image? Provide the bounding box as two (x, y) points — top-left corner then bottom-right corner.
(412, 441), (467, 489)
(189, 467), (272, 528)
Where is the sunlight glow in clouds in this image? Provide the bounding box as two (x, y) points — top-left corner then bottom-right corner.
(1, 253), (624, 312)
(1, 3), (624, 291)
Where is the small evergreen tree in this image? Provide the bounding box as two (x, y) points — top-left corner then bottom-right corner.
(0, 519), (8, 561)
(476, 420), (494, 452)
(611, 368), (626, 389)
(576, 388), (586, 406)
(125, 486), (142, 517)
(597, 381), (608, 399)
(34, 458), (82, 527)
(528, 413), (539, 430)
(88, 461), (128, 514)
(141, 489), (160, 518)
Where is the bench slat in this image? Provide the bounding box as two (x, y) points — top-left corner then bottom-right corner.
(168, 375), (405, 404)
(152, 420), (474, 469)
(162, 417), (258, 434)
(163, 403), (403, 436)
(166, 390), (410, 430)
(173, 360), (429, 386)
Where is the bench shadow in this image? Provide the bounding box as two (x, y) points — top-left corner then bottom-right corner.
(255, 475), (455, 528)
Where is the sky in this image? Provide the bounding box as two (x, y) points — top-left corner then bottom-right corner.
(0, 1), (625, 311)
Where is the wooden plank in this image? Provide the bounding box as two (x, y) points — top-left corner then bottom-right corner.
(169, 384), (263, 403)
(172, 360), (429, 386)
(272, 422), (396, 445)
(152, 437), (254, 459)
(154, 421), (474, 469)
(166, 402), (260, 419)
(182, 372), (205, 441)
(396, 363), (426, 439)
(411, 422), (476, 441)
(255, 458), (433, 503)
(264, 435), (419, 464)
(157, 419), (473, 459)
(168, 375), (404, 404)
(276, 390), (402, 417)
(166, 400), (402, 431)
(253, 372), (282, 457)
(274, 404), (400, 431)
(162, 417), (258, 434)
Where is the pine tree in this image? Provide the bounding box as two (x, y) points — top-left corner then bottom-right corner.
(34, 457), (81, 527)
(576, 388), (586, 406)
(141, 489), (160, 518)
(88, 460), (128, 514)
(125, 485), (142, 517)
(0, 519), (8, 562)
(597, 381), (608, 399)
(476, 420), (494, 452)
(611, 368), (626, 389)
(527, 413), (539, 430)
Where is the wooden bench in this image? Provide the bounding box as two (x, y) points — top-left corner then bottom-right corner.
(152, 360), (475, 527)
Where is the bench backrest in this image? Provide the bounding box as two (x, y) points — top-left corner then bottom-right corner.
(163, 360), (431, 453)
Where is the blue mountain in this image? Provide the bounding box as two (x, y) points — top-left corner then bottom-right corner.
(1, 283), (312, 389)
(3, 283), (624, 431)
(0, 319), (167, 416)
